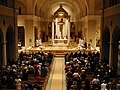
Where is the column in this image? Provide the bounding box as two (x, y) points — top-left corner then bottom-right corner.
(68, 21), (70, 44)
(25, 20), (34, 48)
(64, 19), (68, 38)
(84, 15), (101, 49)
(38, 22), (41, 40)
(3, 41), (7, 66)
(55, 18), (58, 37)
(109, 42), (113, 67)
(15, 2), (18, 59)
(52, 20), (54, 44)
(87, 20), (97, 49)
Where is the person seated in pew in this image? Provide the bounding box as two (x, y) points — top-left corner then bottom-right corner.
(32, 82), (41, 90)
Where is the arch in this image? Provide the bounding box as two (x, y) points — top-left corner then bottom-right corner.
(0, 29), (4, 66)
(102, 26), (110, 64)
(112, 26), (120, 74)
(37, 0), (87, 21)
(34, 2), (39, 16)
(16, 1), (27, 15)
(6, 26), (15, 64)
(33, 0), (39, 15)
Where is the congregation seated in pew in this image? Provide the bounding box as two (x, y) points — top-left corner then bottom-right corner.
(64, 50), (120, 90)
(0, 51), (53, 90)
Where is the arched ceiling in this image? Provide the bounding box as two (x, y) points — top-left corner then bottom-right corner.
(36, 0), (88, 21)
(16, 0), (102, 21)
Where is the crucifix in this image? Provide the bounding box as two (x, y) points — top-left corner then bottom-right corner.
(58, 18), (65, 38)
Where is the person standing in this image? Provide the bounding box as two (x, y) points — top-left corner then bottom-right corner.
(15, 78), (22, 90)
(116, 81), (120, 90)
(92, 76), (100, 90)
(101, 80), (107, 90)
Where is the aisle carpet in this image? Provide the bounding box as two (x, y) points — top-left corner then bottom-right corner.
(46, 57), (66, 90)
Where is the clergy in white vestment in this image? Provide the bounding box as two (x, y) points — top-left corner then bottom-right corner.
(101, 80), (107, 90)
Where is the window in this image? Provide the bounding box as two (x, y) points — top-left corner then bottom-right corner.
(19, 7), (21, 15)
(109, 0), (112, 6)
(18, 26), (25, 46)
(0, 0), (4, 5)
(5, 0), (7, 6)
(118, 41), (120, 54)
(0, 0), (14, 8)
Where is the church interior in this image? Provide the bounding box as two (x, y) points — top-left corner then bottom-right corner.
(0, 0), (120, 90)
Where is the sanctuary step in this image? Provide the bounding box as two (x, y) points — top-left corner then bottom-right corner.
(55, 51), (65, 57)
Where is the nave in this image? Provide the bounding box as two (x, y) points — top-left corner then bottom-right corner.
(1, 48), (120, 90)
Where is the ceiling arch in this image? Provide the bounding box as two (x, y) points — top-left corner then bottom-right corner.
(45, 3), (75, 20)
(36, 0), (88, 21)
(16, 0), (27, 15)
(17, 0), (89, 21)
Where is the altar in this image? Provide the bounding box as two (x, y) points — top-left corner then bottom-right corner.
(53, 39), (68, 46)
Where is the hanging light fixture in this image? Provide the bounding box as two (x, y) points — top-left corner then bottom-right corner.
(58, 11), (64, 16)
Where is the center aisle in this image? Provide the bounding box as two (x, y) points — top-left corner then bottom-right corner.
(46, 57), (66, 90)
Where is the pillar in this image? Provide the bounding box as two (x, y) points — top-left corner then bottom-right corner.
(3, 41), (7, 66)
(68, 21), (70, 44)
(109, 42), (113, 67)
(52, 20), (54, 44)
(25, 20), (34, 48)
(38, 22), (41, 40)
(83, 15), (101, 49)
(87, 20), (97, 49)
(55, 18), (57, 37)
